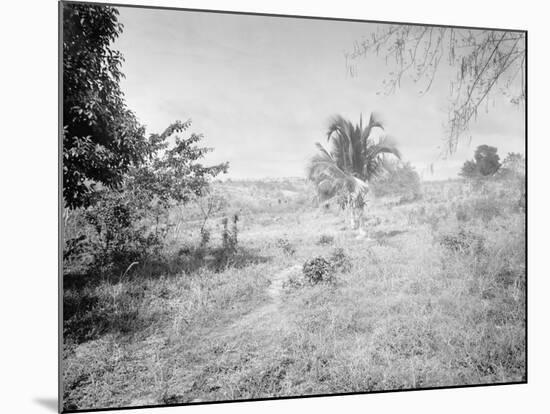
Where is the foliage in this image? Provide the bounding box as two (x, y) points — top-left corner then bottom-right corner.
(81, 189), (163, 277)
(439, 229), (485, 255)
(307, 113), (400, 215)
(346, 27), (525, 153)
(460, 145), (501, 178)
(221, 214), (239, 252)
(63, 4), (149, 208)
(64, 120), (228, 277)
(317, 234), (335, 245)
(199, 228), (211, 248)
(329, 247), (352, 273)
(302, 257), (335, 284)
(455, 197), (503, 223)
(129, 120), (229, 207)
(196, 191), (229, 235)
(460, 160), (479, 179)
(371, 161), (421, 199)
(277, 238), (296, 256)
(499, 152), (525, 178)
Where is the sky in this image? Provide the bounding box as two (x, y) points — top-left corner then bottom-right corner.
(114, 7), (525, 181)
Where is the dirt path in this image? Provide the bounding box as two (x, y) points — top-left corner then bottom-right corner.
(266, 264), (302, 301)
(182, 264), (302, 403)
(217, 264), (301, 336)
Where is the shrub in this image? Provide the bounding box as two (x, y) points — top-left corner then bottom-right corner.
(371, 161), (421, 199)
(439, 229), (485, 255)
(63, 119), (229, 279)
(302, 257), (335, 284)
(317, 234), (335, 245)
(63, 235), (94, 275)
(80, 190), (164, 277)
(329, 247), (351, 273)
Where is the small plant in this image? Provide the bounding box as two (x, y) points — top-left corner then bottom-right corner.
(199, 227), (211, 248)
(221, 214), (239, 253)
(439, 229), (485, 255)
(329, 247), (351, 273)
(215, 214), (240, 271)
(63, 235), (94, 275)
(455, 204), (469, 222)
(231, 213), (239, 245)
(283, 272), (305, 290)
(81, 190), (163, 277)
(277, 238), (296, 256)
(317, 234), (335, 245)
(302, 256), (335, 284)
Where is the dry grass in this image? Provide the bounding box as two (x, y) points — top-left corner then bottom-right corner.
(63, 178), (525, 411)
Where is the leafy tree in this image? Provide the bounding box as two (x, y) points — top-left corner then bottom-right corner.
(68, 120), (229, 276)
(346, 27), (525, 154)
(63, 3), (148, 208)
(129, 120), (229, 208)
(474, 145), (501, 176)
(307, 112), (400, 229)
(460, 145), (501, 178)
(371, 161), (421, 199)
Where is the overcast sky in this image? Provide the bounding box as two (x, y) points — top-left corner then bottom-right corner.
(114, 7), (525, 181)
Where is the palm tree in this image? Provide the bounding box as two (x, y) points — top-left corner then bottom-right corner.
(307, 112), (400, 231)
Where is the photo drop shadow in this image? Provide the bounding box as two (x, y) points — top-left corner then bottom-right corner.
(34, 397), (58, 412)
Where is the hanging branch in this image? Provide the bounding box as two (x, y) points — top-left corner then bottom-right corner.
(346, 26), (525, 155)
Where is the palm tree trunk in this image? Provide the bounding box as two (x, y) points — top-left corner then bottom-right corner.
(356, 206), (366, 237)
(349, 206), (356, 229)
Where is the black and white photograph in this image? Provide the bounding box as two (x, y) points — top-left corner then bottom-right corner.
(60, 1), (526, 412)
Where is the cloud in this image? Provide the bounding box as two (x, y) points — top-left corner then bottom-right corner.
(115, 7), (525, 180)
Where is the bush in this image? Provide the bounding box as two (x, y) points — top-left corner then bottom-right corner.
(371, 161), (421, 199)
(329, 247), (351, 273)
(79, 190), (164, 277)
(317, 234), (334, 245)
(302, 257), (335, 284)
(63, 119), (229, 279)
(439, 229), (485, 255)
(63, 235), (94, 275)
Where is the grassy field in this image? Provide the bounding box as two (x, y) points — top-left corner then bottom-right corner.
(62, 177), (526, 411)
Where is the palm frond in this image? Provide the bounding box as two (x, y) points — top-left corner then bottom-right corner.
(368, 135), (401, 160)
(361, 112), (385, 146)
(314, 142), (333, 161)
(310, 112), (400, 202)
